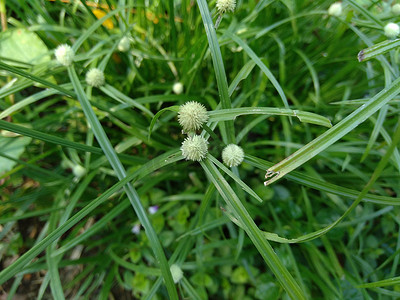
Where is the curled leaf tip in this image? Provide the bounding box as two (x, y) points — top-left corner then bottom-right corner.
(357, 50), (364, 62)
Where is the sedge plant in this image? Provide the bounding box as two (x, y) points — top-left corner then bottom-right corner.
(1, 0), (400, 299)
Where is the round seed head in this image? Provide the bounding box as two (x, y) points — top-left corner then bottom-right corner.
(55, 44), (74, 66)
(85, 68), (105, 87)
(222, 144), (244, 167)
(170, 264), (183, 283)
(172, 82), (184, 95)
(181, 135), (208, 162)
(328, 2), (342, 17)
(178, 101), (208, 133)
(216, 0), (236, 14)
(118, 36), (130, 52)
(384, 22), (400, 39)
(393, 4), (400, 15)
(72, 164), (86, 178)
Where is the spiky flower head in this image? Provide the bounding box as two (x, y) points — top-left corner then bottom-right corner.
(172, 82), (184, 95)
(384, 22), (400, 39)
(328, 2), (342, 17)
(178, 101), (208, 133)
(216, 0), (236, 14)
(181, 135), (208, 162)
(170, 264), (183, 284)
(85, 68), (105, 87)
(54, 44), (74, 66)
(118, 36), (130, 52)
(393, 4), (400, 15)
(222, 144), (244, 167)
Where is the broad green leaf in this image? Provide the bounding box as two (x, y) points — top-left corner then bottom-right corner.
(0, 136), (32, 174)
(0, 28), (50, 65)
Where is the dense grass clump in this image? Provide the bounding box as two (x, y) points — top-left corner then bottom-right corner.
(1, 0), (400, 299)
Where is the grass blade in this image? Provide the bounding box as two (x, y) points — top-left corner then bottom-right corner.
(358, 39), (400, 62)
(67, 66), (178, 299)
(0, 120), (146, 164)
(196, 0), (235, 144)
(208, 107), (332, 127)
(225, 31), (290, 109)
(0, 149), (182, 286)
(245, 154), (399, 205)
(207, 154), (263, 203)
(200, 157), (307, 300)
(265, 75), (400, 185)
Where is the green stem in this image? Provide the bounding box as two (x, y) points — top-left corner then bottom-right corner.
(196, 0), (235, 144)
(68, 66), (178, 300)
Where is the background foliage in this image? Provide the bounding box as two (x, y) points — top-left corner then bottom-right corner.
(1, 0), (400, 299)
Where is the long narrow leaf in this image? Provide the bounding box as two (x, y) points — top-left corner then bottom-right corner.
(0, 149), (182, 285)
(358, 39), (400, 62)
(264, 76), (400, 185)
(208, 107), (332, 127)
(196, 0), (235, 144)
(200, 157), (307, 300)
(67, 66), (178, 299)
(0, 120), (146, 164)
(225, 31), (290, 109)
(245, 154), (399, 205)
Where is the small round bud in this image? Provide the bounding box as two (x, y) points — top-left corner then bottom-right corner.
(216, 0), (236, 14)
(178, 101), (208, 133)
(148, 205), (159, 215)
(181, 135), (208, 162)
(72, 164), (86, 178)
(170, 264), (183, 284)
(131, 224), (141, 235)
(328, 2), (342, 17)
(393, 4), (400, 15)
(118, 36), (130, 52)
(172, 82), (184, 95)
(54, 44), (74, 66)
(222, 144), (244, 167)
(85, 68), (105, 87)
(385, 23), (400, 39)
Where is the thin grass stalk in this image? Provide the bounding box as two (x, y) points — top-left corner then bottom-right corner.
(200, 157), (307, 300)
(67, 66), (178, 299)
(265, 76), (400, 185)
(196, 0), (235, 144)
